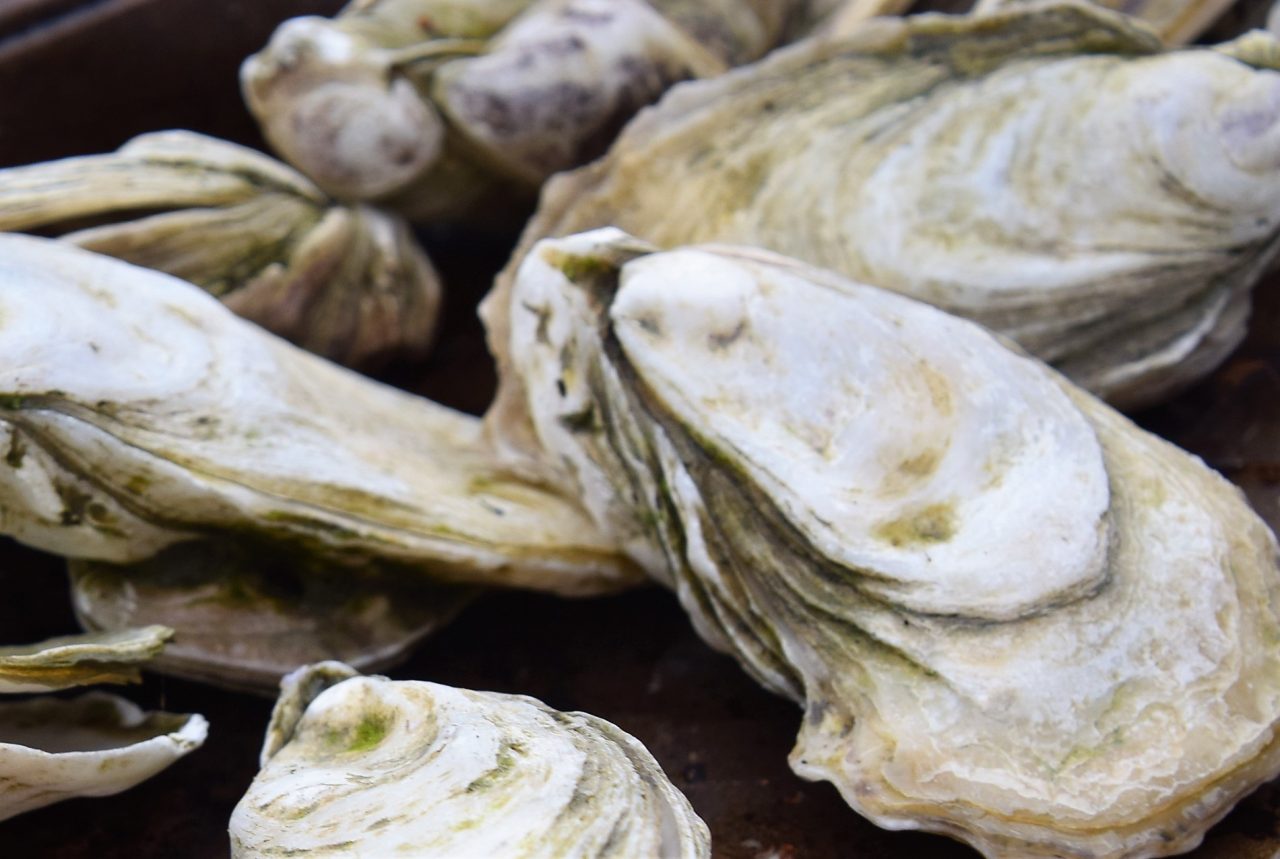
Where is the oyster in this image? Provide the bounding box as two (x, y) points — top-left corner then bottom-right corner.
(0, 130), (440, 370)
(971, 0), (1237, 44)
(0, 233), (636, 596)
(486, 229), (1280, 858)
(229, 662), (710, 857)
(69, 540), (476, 693)
(503, 3), (1280, 409)
(0, 628), (206, 819)
(0, 691), (207, 821)
(242, 0), (807, 221)
(0, 626), (171, 693)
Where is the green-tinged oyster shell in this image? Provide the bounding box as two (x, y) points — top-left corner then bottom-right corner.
(0, 626), (171, 693)
(0, 130), (440, 370)
(229, 662), (709, 857)
(499, 3), (1280, 410)
(69, 540), (476, 693)
(241, 0), (807, 220)
(972, 0), (1237, 44)
(0, 692), (207, 821)
(0, 233), (637, 596)
(486, 229), (1280, 858)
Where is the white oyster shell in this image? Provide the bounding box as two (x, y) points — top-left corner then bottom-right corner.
(0, 692), (207, 821)
(242, 0), (808, 221)
(229, 662), (710, 857)
(489, 229), (1280, 858)
(0, 233), (636, 595)
(499, 3), (1280, 410)
(0, 131), (441, 370)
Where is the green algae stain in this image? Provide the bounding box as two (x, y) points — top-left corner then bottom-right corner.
(320, 711), (393, 756)
(465, 740), (526, 793)
(347, 713), (391, 753)
(874, 502), (956, 547)
(540, 248), (615, 284)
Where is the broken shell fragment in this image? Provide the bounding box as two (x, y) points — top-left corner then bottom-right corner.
(0, 233), (637, 596)
(0, 626), (172, 693)
(0, 692), (207, 821)
(229, 662), (709, 857)
(0, 130), (441, 370)
(487, 229), (1280, 858)
(69, 540), (477, 693)
(242, 0), (806, 221)
(504, 3), (1280, 409)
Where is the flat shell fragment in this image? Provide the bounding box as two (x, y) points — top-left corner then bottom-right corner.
(500, 3), (1280, 409)
(229, 662), (710, 857)
(69, 540), (477, 693)
(0, 626), (172, 693)
(488, 230), (1280, 858)
(0, 692), (206, 821)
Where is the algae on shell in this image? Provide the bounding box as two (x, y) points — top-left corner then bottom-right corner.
(485, 228), (1280, 858)
(0, 233), (636, 597)
(229, 662), (710, 857)
(499, 3), (1280, 410)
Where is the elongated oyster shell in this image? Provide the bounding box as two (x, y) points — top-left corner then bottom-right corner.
(229, 662), (709, 857)
(972, 0), (1236, 44)
(0, 692), (206, 821)
(0, 233), (636, 596)
(503, 3), (1280, 409)
(242, 0), (805, 220)
(0, 130), (440, 370)
(69, 540), (476, 693)
(487, 229), (1280, 858)
(0, 626), (172, 693)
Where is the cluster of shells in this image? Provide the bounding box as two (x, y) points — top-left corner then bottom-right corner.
(3, 0), (1280, 855)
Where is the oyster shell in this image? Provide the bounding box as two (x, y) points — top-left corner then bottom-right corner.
(242, 0), (806, 221)
(0, 691), (207, 821)
(0, 233), (636, 596)
(0, 130), (440, 370)
(0, 626), (171, 693)
(0, 627), (206, 819)
(501, 3), (1280, 409)
(69, 540), (476, 693)
(487, 229), (1280, 858)
(971, 0), (1235, 44)
(229, 662), (709, 857)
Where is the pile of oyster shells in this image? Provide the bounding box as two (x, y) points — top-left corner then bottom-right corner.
(2, 0), (1280, 855)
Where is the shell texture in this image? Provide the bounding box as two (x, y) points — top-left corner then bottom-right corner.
(69, 540), (476, 693)
(486, 229), (1280, 858)
(229, 662), (710, 857)
(242, 0), (809, 221)
(972, 0), (1236, 44)
(0, 131), (440, 370)
(498, 3), (1280, 410)
(0, 626), (172, 693)
(0, 692), (206, 821)
(0, 233), (636, 596)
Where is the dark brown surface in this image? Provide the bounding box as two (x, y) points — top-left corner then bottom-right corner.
(3, 1), (1280, 857)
